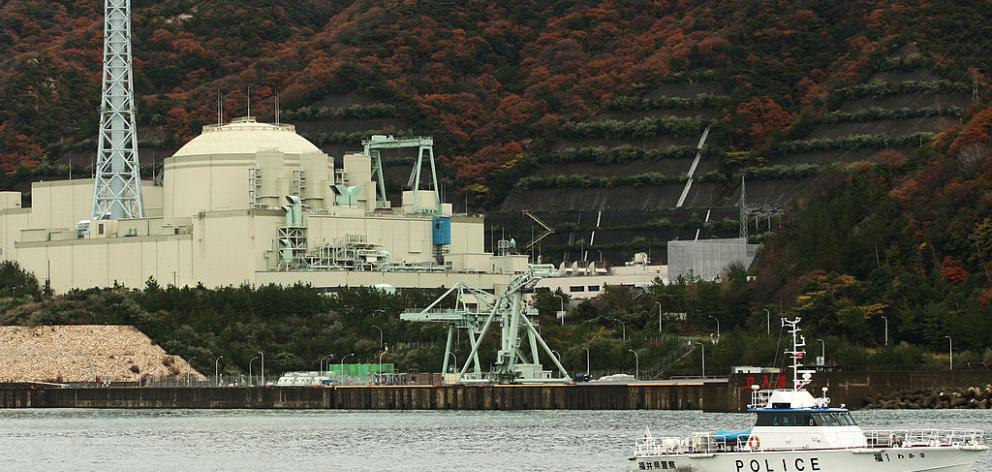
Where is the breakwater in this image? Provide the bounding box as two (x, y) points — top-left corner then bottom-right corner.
(2, 371), (989, 411)
(0, 380), (731, 411)
(864, 385), (992, 409)
(724, 370), (992, 410)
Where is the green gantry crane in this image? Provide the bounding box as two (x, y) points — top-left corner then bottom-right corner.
(362, 135), (440, 213)
(400, 265), (570, 384)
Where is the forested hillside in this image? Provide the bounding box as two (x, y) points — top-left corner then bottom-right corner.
(3, 1), (992, 372)
(2, 1), (990, 189)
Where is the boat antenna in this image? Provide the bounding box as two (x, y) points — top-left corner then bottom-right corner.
(782, 318), (815, 391)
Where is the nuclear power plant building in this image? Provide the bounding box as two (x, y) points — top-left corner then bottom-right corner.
(0, 118), (526, 292)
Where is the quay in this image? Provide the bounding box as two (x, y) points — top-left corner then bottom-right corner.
(0, 380), (725, 411)
(1, 371), (989, 412)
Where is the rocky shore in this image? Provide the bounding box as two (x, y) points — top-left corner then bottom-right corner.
(864, 385), (992, 409)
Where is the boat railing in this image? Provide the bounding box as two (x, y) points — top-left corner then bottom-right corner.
(634, 433), (741, 456)
(861, 429), (986, 448)
(635, 429), (987, 457)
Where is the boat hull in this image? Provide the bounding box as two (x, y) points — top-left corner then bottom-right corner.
(631, 446), (987, 472)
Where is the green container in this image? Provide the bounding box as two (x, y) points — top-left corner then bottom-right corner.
(327, 363), (395, 377)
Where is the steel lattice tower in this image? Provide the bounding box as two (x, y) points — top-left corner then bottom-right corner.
(91, 0), (143, 220)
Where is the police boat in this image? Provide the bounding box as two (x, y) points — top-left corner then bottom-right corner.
(630, 318), (988, 472)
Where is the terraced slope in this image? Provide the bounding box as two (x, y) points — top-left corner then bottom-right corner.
(495, 73), (740, 263)
(492, 46), (978, 266)
(744, 46), (973, 206)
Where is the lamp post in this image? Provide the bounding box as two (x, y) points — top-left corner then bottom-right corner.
(945, 336), (953, 370)
(582, 347), (590, 375)
(816, 339), (825, 366)
(614, 318), (627, 341)
(694, 342), (706, 378)
(378, 345), (389, 382)
(258, 351), (265, 385)
(214, 355), (223, 386)
(708, 315), (720, 343)
(249, 356), (258, 386)
(656, 302), (663, 334)
(627, 349), (639, 380)
(372, 325), (384, 349)
(447, 352), (457, 373)
(881, 316), (889, 346)
(340, 353), (355, 378)
(762, 309), (770, 336)
(186, 356), (196, 385)
(320, 354), (335, 372)
(555, 294), (565, 326)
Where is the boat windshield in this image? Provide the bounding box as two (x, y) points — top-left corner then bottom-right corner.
(755, 411), (857, 427)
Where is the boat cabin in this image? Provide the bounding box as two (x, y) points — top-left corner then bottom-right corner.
(754, 409), (857, 427)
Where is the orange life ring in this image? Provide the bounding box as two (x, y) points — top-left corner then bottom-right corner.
(748, 435), (761, 450)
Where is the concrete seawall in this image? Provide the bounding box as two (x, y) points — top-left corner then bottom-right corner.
(2, 371), (988, 411)
(0, 381), (727, 411)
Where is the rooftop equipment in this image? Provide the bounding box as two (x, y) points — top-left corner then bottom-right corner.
(362, 135), (439, 213)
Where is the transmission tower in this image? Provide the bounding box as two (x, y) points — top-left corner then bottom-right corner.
(739, 174), (748, 241)
(91, 0), (143, 220)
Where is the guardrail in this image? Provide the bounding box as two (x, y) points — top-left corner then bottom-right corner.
(634, 429), (988, 457)
(863, 429), (986, 448)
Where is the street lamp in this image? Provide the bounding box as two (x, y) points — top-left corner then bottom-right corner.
(694, 341), (706, 378)
(762, 309), (770, 336)
(614, 318), (627, 341)
(258, 351), (265, 385)
(249, 356), (259, 386)
(378, 345), (389, 382)
(551, 350), (563, 377)
(555, 294), (566, 326)
(816, 339), (825, 366)
(945, 336), (953, 370)
(708, 315), (720, 343)
(186, 356), (197, 385)
(214, 355), (223, 386)
(340, 353), (355, 377)
(582, 347), (591, 375)
(447, 352), (457, 373)
(372, 325), (384, 349)
(627, 349), (639, 380)
(320, 354), (335, 372)
(656, 302), (663, 334)
(881, 316), (889, 346)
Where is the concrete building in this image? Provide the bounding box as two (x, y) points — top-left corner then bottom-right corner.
(535, 253), (668, 301)
(667, 238), (759, 282)
(0, 118), (526, 292)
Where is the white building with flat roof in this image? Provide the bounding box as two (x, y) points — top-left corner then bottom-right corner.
(0, 118), (526, 292)
(535, 253), (668, 300)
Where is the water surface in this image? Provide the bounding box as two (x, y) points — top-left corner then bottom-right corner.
(0, 409), (988, 471)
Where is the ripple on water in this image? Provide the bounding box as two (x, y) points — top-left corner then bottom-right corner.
(0, 409), (987, 471)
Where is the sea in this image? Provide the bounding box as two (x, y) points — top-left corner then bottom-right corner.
(0, 409), (988, 471)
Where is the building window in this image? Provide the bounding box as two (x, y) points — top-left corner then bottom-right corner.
(568, 286), (585, 293)
(587, 285), (601, 292)
(98, 224), (104, 235)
